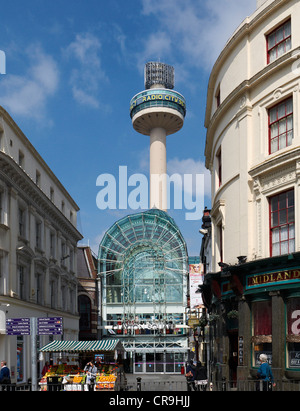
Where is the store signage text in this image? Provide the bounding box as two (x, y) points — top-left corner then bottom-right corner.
(130, 93), (186, 111)
(247, 269), (300, 289)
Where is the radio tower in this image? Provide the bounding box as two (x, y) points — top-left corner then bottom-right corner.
(130, 62), (186, 211)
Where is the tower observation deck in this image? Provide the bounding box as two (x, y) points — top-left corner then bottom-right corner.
(130, 62), (186, 210)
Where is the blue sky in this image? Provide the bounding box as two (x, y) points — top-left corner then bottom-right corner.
(0, 0), (257, 256)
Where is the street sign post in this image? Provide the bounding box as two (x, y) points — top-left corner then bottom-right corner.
(6, 317), (64, 390)
(37, 317), (63, 335)
(6, 318), (30, 335)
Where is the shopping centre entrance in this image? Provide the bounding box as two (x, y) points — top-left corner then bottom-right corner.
(133, 351), (185, 374)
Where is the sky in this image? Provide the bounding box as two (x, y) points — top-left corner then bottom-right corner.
(0, 0), (257, 256)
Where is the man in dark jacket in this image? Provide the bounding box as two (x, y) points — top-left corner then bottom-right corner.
(194, 362), (208, 391)
(186, 360), (196, 391)
(0, 361), (11, 390)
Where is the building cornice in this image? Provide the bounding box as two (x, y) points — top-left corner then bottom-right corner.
(0, 151), (83, 243)
(0, 105), (80, 211)
(205, 0), (290, 127)
(204, 46), (300, 168)
(249, 146), (300, 178)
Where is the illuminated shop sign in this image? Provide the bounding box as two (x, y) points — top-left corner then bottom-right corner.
(246, 268), (300, 290)
(130, 92), (186, 112)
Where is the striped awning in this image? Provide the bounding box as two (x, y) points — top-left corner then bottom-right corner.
(40, 339), (124, 353)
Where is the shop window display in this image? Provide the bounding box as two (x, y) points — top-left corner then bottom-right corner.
(286, 297), (300, 369)
(252, 300), (272, 366)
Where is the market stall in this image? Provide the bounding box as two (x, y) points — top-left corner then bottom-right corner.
(39, 339), (126, 391)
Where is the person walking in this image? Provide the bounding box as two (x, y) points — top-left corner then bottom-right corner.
(84, 360), (98, 391)
(194, 361), (208, 391)
(256, 354), (276, 391)
(185, 360), (196, 391)
(0, 361), (11, 391)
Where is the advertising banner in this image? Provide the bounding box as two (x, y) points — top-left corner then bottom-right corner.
(189, 264), (204, 308)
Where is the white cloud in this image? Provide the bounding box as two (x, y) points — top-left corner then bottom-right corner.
(138, 151), (211, 198)
(0, 45), (59, 121)
(141, 0), (256, 69)
(64, 32), (108, 108)
(167, 157), (211, 198)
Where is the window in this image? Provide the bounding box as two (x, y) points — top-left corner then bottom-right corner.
(78, 295), (91, 330)
(252, 300), (272, 366)
(0, 130), (3, 151)
(269, 97), (293, 154)
(50, 232), (56, 258)
(35, 170), (41, 187)
(0, 191), (3, 224)
(36, 273), (42, 305)
(18, 207), (26, 238)
(215, 86), (221, 108)
(50, 277), (57, 308)
(267, 19), (291, 64)
(69, 248), (74, 272)
(270, 189), (295, 256)
(0, 187), (7, 226)
(286, 297), (300, 369)
(35, 220), (42, 249)
(18, 265), (26, 300)
(18, 150), (24, 167)
(218, 224), (223, 263)
(50, 187), (54, 202)
(216, 149), (222, 187)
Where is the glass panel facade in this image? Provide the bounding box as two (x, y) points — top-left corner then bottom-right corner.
(99, 209), (188, 313)
(99, 209), (188, 373)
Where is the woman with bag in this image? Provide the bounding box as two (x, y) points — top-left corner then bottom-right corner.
(84, 360), (98, 391)
(256, 354), (276, 391)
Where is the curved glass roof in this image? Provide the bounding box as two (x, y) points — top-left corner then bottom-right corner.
(98, 209), (188, 305)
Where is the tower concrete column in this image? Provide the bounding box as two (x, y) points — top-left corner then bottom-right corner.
(150, 127), (167, 210)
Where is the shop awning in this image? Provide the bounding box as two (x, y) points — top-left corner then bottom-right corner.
(40, 339), (124, 353)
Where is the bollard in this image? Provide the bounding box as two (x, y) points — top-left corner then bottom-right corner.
(137, 377), (142, 391)
(222, 377), (226, 391)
